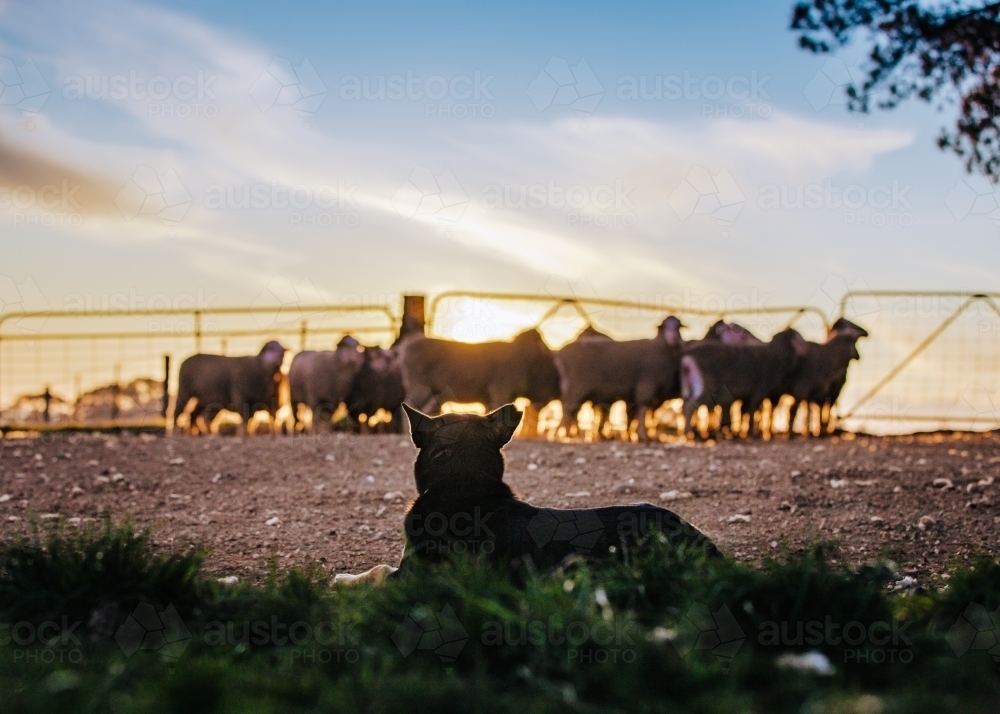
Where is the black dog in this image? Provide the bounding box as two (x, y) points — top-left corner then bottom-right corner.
(397, 403), (718, 575)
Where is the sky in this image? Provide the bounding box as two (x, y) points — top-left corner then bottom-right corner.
(0, 0), (997, 413)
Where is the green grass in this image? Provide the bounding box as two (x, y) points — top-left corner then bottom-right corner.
(1, 522), (999, 713)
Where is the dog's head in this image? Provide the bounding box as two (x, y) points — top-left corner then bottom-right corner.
(402, 403), (522, 493)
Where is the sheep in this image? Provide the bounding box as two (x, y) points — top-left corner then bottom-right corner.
(776, 318), (869, 435)
(555, 316), (684, 441)
(680, 328), (809, 437)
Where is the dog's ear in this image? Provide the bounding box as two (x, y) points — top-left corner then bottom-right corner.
(402, 403), (438, 449)
(484, 404), (522, 447)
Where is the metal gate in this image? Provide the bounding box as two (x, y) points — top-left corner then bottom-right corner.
(0, 302), (398, 428)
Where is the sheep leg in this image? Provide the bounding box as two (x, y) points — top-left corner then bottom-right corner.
(202, 404), (222, 435)
(745, 397), (767, 438)
(559, 397), (584, 439)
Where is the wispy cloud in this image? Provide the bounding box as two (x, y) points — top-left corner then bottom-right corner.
(0, 0), (932, 318)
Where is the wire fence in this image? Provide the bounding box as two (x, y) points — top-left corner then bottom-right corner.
(0, 302), (398, 427)
(834, 292), (1000, 434)
(1, 289), (998, 435)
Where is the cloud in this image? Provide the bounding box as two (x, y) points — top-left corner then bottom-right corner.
(0, 132), (121, 216)
(0, 0), (943, 322)
(707, 112), (913, 174)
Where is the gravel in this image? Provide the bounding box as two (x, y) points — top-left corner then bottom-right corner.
(2, 430), (998, 586)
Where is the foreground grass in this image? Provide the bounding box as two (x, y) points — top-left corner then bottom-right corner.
(1, 521), (999, 713)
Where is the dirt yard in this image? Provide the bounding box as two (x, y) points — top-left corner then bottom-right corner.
(1, 430), (998, 587)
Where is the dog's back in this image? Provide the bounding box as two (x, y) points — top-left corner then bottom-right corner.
(398, 403), (718, 575)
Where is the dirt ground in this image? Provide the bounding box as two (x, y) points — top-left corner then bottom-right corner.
(1, 430), (999, 588)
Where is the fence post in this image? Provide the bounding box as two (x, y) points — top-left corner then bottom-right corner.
(396, 295), (426, 344)
(162, 354), (170, 419)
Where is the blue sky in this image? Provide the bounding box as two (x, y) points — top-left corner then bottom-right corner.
(0, 0), (995, 350)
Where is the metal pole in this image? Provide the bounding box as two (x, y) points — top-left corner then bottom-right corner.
(300, 319), (307, 352)
(194, 310), (202, 353)
(162, 354), (170, 419)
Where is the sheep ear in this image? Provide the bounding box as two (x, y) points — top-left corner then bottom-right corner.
(660, 316), (683, 346)
(259, 342), (285, 370)
(485, 404), (522, 447)
(402, 403), (438, 448)
(790, 332), (810, 357)
(830, 319), (869, 339)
